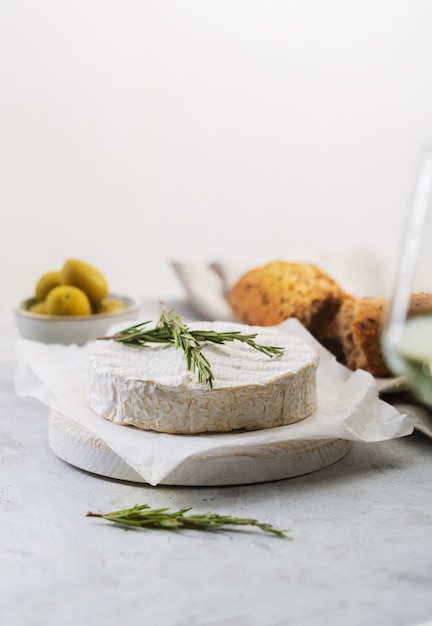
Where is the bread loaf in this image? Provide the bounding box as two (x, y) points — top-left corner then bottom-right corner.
(228, 261), (349, 334)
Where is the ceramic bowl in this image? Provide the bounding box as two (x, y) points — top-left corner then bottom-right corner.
(14, 294), (141, 345)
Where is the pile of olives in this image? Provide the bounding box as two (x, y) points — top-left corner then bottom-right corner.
(28, 259), (126, 316)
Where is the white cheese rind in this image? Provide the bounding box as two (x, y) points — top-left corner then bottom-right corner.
(87, 321), (319, 434)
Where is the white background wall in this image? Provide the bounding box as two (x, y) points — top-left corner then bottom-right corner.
(1, 0), (432, 308)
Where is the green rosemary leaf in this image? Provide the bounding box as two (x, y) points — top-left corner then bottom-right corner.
(86, 504), (289, 538)
(98, 302), (284, 388)
(190, 330), (284, 358)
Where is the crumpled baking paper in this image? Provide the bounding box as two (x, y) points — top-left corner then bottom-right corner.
(14, 317), (413, 486)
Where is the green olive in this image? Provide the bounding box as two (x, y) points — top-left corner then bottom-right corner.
(97, 298), (127, 313)
(45, 285), (92, 316)
(60, 259), (108, 308)
(35, 271), (61, 302)
(28, 301), (47, 314)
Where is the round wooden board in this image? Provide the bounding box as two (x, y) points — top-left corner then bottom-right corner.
(48, 411), (352, 486)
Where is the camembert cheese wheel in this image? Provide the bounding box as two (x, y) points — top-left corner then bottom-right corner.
(87, 321), (319, 434)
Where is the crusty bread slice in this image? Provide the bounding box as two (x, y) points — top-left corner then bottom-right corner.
(313, 292), (356, 361)
(334, 293), (432, 377)
(334, 297), (391, 376)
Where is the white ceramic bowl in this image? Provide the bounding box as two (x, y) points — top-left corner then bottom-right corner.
(14, 294), (141, 345)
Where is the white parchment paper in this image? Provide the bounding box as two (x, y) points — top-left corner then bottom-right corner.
(15, 318), (413, 486)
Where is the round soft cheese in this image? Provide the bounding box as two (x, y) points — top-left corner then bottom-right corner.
(87, 321), (319, 434)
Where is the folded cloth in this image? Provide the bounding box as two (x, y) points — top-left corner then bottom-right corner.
(170, 260), (240, 322)
(171, 246), (397, 322)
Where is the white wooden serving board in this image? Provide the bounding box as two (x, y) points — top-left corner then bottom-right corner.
(48, 411), (352, 486)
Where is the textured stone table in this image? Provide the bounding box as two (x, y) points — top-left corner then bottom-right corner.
(1, 304), (432, 626)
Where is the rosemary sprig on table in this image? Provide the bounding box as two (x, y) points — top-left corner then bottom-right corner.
(99, 302), (284, 388)
(86, 504), (289, 538)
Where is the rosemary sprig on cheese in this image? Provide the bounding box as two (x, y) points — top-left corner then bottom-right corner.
(99, 302), (284, 388)
(86, 503), (289, 537)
